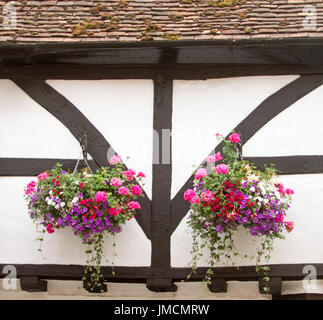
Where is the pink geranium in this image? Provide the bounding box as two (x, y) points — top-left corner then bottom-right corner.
(128, 201), (141, 210)
(110, 177), (123, 187)
(108, 205), (122, 216)
(94, 191), (107, 203)
(123, 169), (136, 181)
(206, 155), (215, 163)
(195, 168), (207, 180)
(137, 172), (146, 178)
(285, 188), (294, 195)
(284, 221), (294, 233)
(214, 152), (223, 162)
(201, 190), (214, 202)
(190, 196), (200, 204)
(46, 223), (54, 234)
(215, 164), (229, 175)
(131, 185), (142, 196)
(109, 155), (121, 165)
(118, 186), (129, 195)
(38, 171), (49, 181)
(25, 181), (36, 195)
(229, 133), (240, 143)
(184, 189), (196, 201)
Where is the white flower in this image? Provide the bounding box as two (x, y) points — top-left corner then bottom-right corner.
(250, 187), (256, 193)
(75, 181), (79, 185)
(55, 204), (59, 210)
(72, 197), (79, 204)
(61, 202), (65, 208)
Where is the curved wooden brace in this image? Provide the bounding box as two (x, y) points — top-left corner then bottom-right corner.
(11, 79), (152, 239)
(170, 74), (323, 234)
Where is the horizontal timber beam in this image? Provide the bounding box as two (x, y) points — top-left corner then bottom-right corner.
(1, 264), (323, 282)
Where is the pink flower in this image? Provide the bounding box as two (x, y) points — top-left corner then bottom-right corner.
(190, 196), (200, 204)
(215, 164), (229, 175)
(284, 221), (294, 233)
(108, 205), (122, 216)
(24, 188), (34, 195)
(27, 181), (36, 188)
(275, 183), (285, 196)
(25, 181), (36, 195)
(118, 186), (129, 195)
(285, 188), (294, 195)
(201, 190), (214, 202)
(131, 185), (142, 196)
(195, 168), (207, 180)
(94, 191), (107, 203)
(214, 152), (223, 162)
(38, 171), (49, 181)
(109, 155), (121, 165)
(184, 189), (196, 201)
(206, 155), (215, 163)
(128, 201), (141, 210)
(122, 169), (136, 181)
(110, 177), (123, 187)
(229, 133), (240, 143)
(46, 224), (54, 234)
(137, 172), (146, 178)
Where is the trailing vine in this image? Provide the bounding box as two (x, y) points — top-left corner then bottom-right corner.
(24, 155), (146, 292)
(184, 132), (294, 291)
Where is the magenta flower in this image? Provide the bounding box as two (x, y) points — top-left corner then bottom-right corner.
(118, 186), (129, 195)
(38, 171), (49, 181)
(229, 133), (240, 143)
(122, 169), (136, 181)
(184, 189), (196, 201)
(128, 201), (141, 210)
(110, 177), (123, 187)
(190, 196), (200, 204)
(131, 185), (142, 196)
(201, 190), (214, 202)
(215, 164), (229, 175)
(94, 191), (107, 203)
(195, 168), (207, 180)
(109, 154), (121, 165)
(137, 171), (146, 178)
(214, 152), (223, 162)
(285, 188), (294, 195)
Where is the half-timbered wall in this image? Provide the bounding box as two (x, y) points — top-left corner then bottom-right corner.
(1, 40), (323, 298)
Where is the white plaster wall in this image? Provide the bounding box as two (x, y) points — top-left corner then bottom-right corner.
(171, 75), (298, 198)
(244, 84), (323, 156)
(0, 80), (80, 159)
(0, 80), (153, 266)
(171, 76), (323, 267)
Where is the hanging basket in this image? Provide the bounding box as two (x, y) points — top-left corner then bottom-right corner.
(24, 154), (146, 293)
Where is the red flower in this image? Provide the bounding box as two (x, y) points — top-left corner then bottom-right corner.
(46, 224), (54, 234)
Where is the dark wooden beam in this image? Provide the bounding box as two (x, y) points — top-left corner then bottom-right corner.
(207, 278), (227, 293)
(2, 263), (323, 283)
(148, 76), (176, 292)
(245, 156), (323, 175)
(1, 65), (323, 80)
(19, 276), (47, 292)
(1, 39), (323, 67)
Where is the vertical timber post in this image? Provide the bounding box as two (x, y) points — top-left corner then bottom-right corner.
(146, 74), (177, 292)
